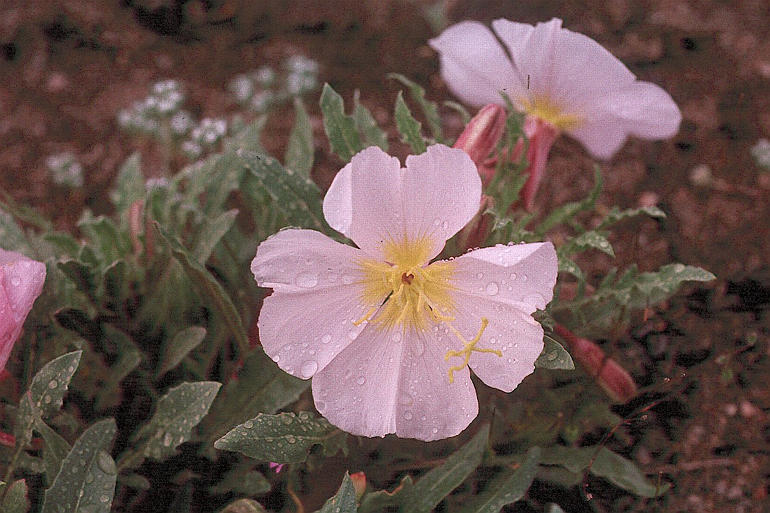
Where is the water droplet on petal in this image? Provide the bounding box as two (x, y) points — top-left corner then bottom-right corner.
(403, 410), (413, 420)
(399, 393), (413, 406)
(321, 334), (332, 344)
(295, 272), (319, 288)
(414, 339), (425, 356)
(355, 376), (366, 385)
(441, 220), (449, 230)
(300, 360), (318, 378)
(432, 217), (441, 226)
(485, 282), (499, 295)
(392, 331), (402, 342)
(509, 272), (517, 280)
(476, 272), (484, 279)
(342, 275), (355, 285)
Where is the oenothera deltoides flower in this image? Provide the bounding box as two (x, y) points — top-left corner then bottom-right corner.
(251, 144), (557, 441)
(430, 18), (682, 208)
(0, 249), (46, 372)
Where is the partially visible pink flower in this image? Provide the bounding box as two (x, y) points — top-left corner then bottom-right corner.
(0, 249), (46, 373)
(453, 104), (506, 184)
(268, 462), (285, 473)
(252, 144), (557, 441)
(430, 18), (682, 206)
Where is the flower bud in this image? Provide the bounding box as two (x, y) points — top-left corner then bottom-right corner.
(453, 104), (506, 183)
(350, 471), (367, 499)
(518, 116), (558, 211)
(554, 324), (637, 403)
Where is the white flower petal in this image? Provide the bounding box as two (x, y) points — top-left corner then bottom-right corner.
(429, 21), (525, 107)
(252, 229), (373, 377)
(451, 295), (544, 392)
(402, 145), (482, 260)
(394, 328), (478, 441)
(312, 326), (402, 437)
(322, 146), (403, 257)
(451, 242), (557, 313)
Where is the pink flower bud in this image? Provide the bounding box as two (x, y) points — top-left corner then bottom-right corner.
(554, 324), (637, 403)
(268, 462), (285, 473)
(350, 471), (367, 499)
(453, 104), (506, 183)
(0, 249), (46, 373)
(512, 116), (558, 211)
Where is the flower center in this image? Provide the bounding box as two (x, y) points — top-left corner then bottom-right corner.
(520, 95), (581, 130)
(354, 237), (501, 382)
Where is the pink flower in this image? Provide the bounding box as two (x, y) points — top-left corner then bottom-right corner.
(452, 104), (507, 184)
(251, 145), (557, 441)
(430, 18), (682, 206)
(0, 249), (46, 372)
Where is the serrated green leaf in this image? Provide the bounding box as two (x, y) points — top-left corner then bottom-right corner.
(535, 337), (575, 370)
(444, 101), (471, 125)
(214, 412), (344, 463)
(34, 416), (72, 485)
(535, 168), (602, 236)
(319, 473), (357, 513)
(540, 446), (668, 498)
(217, 499), (267, 513)
(41, 418), (117, 513)
(394, 91), (427, 154)
(203, 349), (309, 440)
(1, 479), (29, 513)
(23, 351), (82, 420)
(557, 257), (584, 282)
(192, 209), (239, 263)
(353, 93), (388, 151)
(462, 446), (541, 513)
(561, 231), (615, 258)
(57, 259), (97, 301)
(110, 153), (144, 216)
(155, 222), (250, 354)
(320, 83), (363, 162)
(388, 73), (443, 143)
(239, 150), (326, 231)
(132, 382), (221, 462)
(358, 475), (413, 513)
(403, 425), (489, 513)
(157, 326), (207, 377)
(285, 98), (314, 176)
(596, 206), (666, 230)
(102, 259), (127, 305)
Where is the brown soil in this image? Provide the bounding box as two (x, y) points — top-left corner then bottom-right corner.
(2, 1), (769, 512)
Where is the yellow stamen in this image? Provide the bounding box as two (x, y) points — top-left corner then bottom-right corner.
(520, 95), (581, 130)
(443, 318), (501, 383)
(353, 306), (378, 326)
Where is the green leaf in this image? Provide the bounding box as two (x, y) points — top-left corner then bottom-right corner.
(203, 349), (309, 440)
(353, 92), (388, 151)
(561, 230), (615, 258)
(444, 100), (471, 125)
(132, 382), (221, 462)
(539, 446), (669, 498)
(192, 209), (239, 263)
(214, 412), (344, 463)
(394, 91), (427, 154)
(218, 499), (267, 513)
(403, 425), (489, 513)
(596, 206), (666, 230)
(20, 351), (82, 422)
(43, 232), (82, 257)
(34, 416), (72, 485)
(155, 223), (250, 354)
(462, 446), (541, 513)
(358, 476), (413, 513)
(239, 150), (326, 231)
(285, 98), (314, 176)
(557, 257), (584, 283)
(203, 151), (247, 216)
(228, 116), (267, 154)
(535, 337), (575, 370)
(320, 83), (363, 162)
(1, 479), (29, 513)
(0, 209), (31, 253)
(57, 259), (97, 302)
(157, 326), (207, 377)
(77, 213), (130, 264)
(95, 325), (143, 409)
(110, 153), (144, 216)
(535, 168), (602, 236)
(211, 468), (270, 496)
(388, 73), (443, 142)
(319, 473), (357, 513)
(41, 418), (117, 513)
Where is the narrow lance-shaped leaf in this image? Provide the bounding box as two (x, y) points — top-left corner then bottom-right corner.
(320, 83), (363, 162)
(358, 476), (414, 513)
(34, 416), (72, 485)
(535, 337), (575, 370)
(214, 412), (345, 463)
(461, 446), (541, 513)
(596, 205), (666, 230)
(403, 425), (490, 513)
(110, 153), (144, 216)
(535, 167), (603, 236)
(157, 326), (207, 377)
(1, 479), (29, 513)
(319, 473), (357, 513)
(154, 222), (250, 354)
(41, 418), (118, 513)
(192, 209), (239, 263)
(394, 91), (427, 154)
(131, 381), (221, 462)
(388, 73), (444, 142)
(285, 97), (314, 177)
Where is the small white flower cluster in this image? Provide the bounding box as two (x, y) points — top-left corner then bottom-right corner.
(117, 80), (192, 137)
(182, 117), (228, 159)
(750, 138), (770, 170)
(228, 55), (319, 114)
(45, 152), (84, 187)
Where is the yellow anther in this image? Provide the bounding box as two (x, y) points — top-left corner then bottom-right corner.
(444, 318), (501, 383)
(353, 306), (378, 326)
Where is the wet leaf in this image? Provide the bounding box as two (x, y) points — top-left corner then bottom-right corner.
(319, 473), (357, 513)
(402, 425), (489, 513)
(561, 231), (615, 258)
(353, 92), (388, 151)
(210, 468), (270, 496)
(596, 206), (666, 230)
(192, 209), (238, 263)
(77, 213), (130, 264)
(41, 418), (117, 513)
(214, 412), (345, 463)
(535, 337), (575, 370)
(34, 416), (72, 485)
(358, 475), (413, 513)
(285, 98), (314, 177)
(157, 326), (207, 377)
(389, 73), (443, 142)
(461, 446), (541, 513)
(394, 91), (426, 154)
(1, 479), (29, 513)
(217, 498), (267, 513)
(320, 83), (363, 162)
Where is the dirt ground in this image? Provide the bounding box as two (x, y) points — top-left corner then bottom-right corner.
(1, 1), (769, 512)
